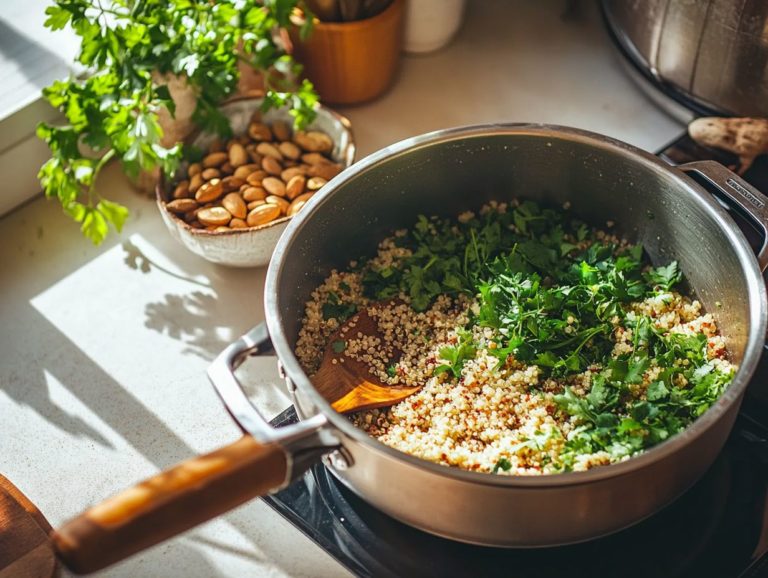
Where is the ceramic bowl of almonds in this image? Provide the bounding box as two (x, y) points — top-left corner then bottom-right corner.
(157, 97), (355, 267)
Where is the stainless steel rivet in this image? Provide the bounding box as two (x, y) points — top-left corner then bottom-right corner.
(323, 448), (352, 471)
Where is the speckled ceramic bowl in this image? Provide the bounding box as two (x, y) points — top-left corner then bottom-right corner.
(157, 97), (355, 267)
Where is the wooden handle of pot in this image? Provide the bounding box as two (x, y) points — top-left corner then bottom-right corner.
(51, 436), (287, 575)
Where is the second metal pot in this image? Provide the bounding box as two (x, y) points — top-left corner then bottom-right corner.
(601, 0), (768, 117)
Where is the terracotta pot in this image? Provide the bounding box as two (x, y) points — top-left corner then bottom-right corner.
(291, 0), (405, 105)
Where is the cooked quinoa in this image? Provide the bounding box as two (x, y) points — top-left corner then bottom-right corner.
(295, 200), (736, 475)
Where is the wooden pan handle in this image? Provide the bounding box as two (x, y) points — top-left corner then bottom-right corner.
(51, 436), (287, 575)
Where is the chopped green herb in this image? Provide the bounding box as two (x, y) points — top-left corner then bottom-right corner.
(322, 291), (357, 321)
(325, 199), (733, 474)
(492, 457), (512, 474)
(646, 261), (682, 290)
(331, 340), (346, 353)
(434, 332), (477, 379)
(360, 203), (671, 378)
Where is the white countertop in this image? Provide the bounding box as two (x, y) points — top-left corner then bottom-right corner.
(0, 1), (683, 576)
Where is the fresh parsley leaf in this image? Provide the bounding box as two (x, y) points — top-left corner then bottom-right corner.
(322, 292), (357, 321)
(435, 332), (477, 380)
(626, 356), (650, 384)
(646, 380), (669, 401)
(646, 261), (682, 290)
(492, 457), (512, 474)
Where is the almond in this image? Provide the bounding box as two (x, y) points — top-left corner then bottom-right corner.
(246, 170), (268, 186)
(281, 166), (307, 182)
(233, 163), (260, 180)
(301, 152), (331, 166)
(294, 130), (333, 153)
(230, 218), (248, 229)
(262, 176), (287, 197)
(188, 163), (202, 177)
(248, 122), (273, 142)
(221, 176), (245, 192)
(242, 186), (267, 202)
(288, 192), (314, 216)
(262, 155), (283, 176)
(202, 151), (228, 168)
(221, 192), (247, 219)
(229, 142), (248, 167)
(195, 178), (224, 203)
(247, 200), (266, 210)
(286, 175), (306, 200)
(256, 141), (283, 160)
(189, 173), (204, 193)
(307, 176), (328, 190)
(197, 206), (231, 227)
(220, 162), (234, 175)
(173, 180), (190, 199)
(272, 120), (291, 141)
(266, 194), (290, 214)
(246, 145), (263, 164)
(247, 203), (281, 226)
(201, 168), (220, 180)
(166, 198), (198, 213)
(279, 141), (302, 160)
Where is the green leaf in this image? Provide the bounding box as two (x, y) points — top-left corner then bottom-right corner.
(331, 340), (346, 353)
(97, 199), (129, 232)
(647, 261), (682, 290)
(44, 6), (71, 30)
(626, 357), (649, 384)
(322, 292), (357, 321)
(80, 207), (108, 245)
(436, 333), (477, 379)
(646, 380), (669, 401)
(492, 457), (512, 474)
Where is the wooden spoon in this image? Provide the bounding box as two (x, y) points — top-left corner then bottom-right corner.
(312, 304), (421, 414)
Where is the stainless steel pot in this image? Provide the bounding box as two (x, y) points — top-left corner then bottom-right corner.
(601, 0), (768, 117)
(52, 125), (768, 573)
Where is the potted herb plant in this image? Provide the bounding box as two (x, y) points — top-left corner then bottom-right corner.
(38, 0), (318, 244)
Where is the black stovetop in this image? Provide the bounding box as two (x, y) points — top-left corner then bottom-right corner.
(262, 134), (768, 578)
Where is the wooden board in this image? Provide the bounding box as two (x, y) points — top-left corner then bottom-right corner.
(0, 475), (57, 578)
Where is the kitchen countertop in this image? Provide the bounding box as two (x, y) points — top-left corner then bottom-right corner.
(0, 1), (683, 576)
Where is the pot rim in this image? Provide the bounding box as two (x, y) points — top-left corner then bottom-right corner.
(265, 122), (767, 488)
(293, 0), (404, 32)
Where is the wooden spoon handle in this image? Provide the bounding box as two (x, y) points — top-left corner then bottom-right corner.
(51, 436), (287, 575)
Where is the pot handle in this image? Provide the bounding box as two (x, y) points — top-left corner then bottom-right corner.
(206, 323), (340, 459)
(51, 325), (340, 574)
(52, 436), (287, 574)
(679, 160), (768, 271)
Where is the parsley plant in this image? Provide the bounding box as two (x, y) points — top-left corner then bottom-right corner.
(39, 0), (318, 244)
